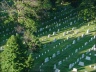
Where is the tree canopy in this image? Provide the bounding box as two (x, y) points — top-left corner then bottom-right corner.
(1, 35), (34, 72)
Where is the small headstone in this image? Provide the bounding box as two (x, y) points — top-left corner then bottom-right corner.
(77, 58), (79, 62)
(63, 32), (66, 36)
(82, 54), (84, 58)
(75, 31), (78, 34)
(1, 47), (3, 50)
(67, 36), (69, 40)
(70, 22), (72, 25)
(45, 57), (49, 63)
(58, 61), (62, 65)
(49, 28), (51, 31)
(85, 56), (91, 60)
(48, 34), (51, 38)
(86, 29), (90, 34)
(88, 23), (90, 26)
(54, 64), (56, 69)
(67, 31), (69, 34)
(94, 35), (96, 39)
(72, 68), (77, 72)
(53, 38), (57, 42)
(52, 53), (56, 58)
(57, 51), (60, 55)
(72, 27), (74, 30)
(53, 32), (56, 35)
(73, 40), (76, 44)
(89, 65), (91, 68)
(82, 33), (85, 38)
(58, 29), (60, 32)
(78, 61), (84, 66)
(69, 64), (72, 69)
(77, 37), (80, 41)
(75, 49), (78, 53)
(94, 65), (96, 69)
(55, 69), (60, 72)
(42, 53), (43, 55)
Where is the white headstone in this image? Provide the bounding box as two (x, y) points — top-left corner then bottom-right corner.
(55, 69), (60, 72)
(72, 68), (77, 72)
(58, 61), (62, 65)
(58, 29), (60, 32)
(88, 23), (90, 26)
(52, 53), (56, 58)
(82, 54), (84, 58)
(46, 25), (48, 28)
(42, 53), (43, 55)
(49, 28), (51, 31)
(86, 29), (90, 34)
(78, 61), (84, 66)
(77, 58), (79, 62)
(48, 34), (51, 38)
(75, 31), (78, 34)
(85, 56), (91, 60)
(72, 27), (74, 30)
(77, 37), (80, 41)
(67, 31), (69, 34)
(67, 36), (69, 40)
(69, 64), (72, 69)
(89, 65), (91, 68)
(1, 47), (3, 50)
(94, 65), (96, 69)
(82, 33), (85, 38)
(53, 32), (56, 35)
(73, 40), (76, 44)
(57, 51), (60, 55)
(54, 64), (56, 69)
(45, 57), (49, 63)
(75, 49), (78, 53)
(70, 22), (72, 25)
(94, 35), (96, 39)
(63, 32), (66, 36)
(53, 38), (57, 42)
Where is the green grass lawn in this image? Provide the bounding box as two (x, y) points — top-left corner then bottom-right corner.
(30, 17), (95, 72)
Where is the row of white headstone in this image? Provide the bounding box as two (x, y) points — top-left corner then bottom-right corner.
(38, 17), (83, 37)
(37, 12), (81, 35)
(39, 37), (95, 71)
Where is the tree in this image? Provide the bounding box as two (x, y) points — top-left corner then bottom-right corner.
(1, 35), (34, 72)
(0, 0), (51, 53)
(23, 29), (43, 53)
(78, 0), (96, 20)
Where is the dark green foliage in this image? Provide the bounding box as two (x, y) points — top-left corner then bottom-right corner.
(1, 35), (34, 72)
(24, 29), (43, 53)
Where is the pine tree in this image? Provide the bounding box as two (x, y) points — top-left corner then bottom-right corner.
(1, 35), (34, 72)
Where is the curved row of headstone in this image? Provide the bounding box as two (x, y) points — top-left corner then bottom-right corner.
(39, 6), (74, 28)
(36, 7), (80, 35)
(71, 44), (96, 72)
(34, 31), (89, 60)
(33, 19), (95, 72)
(54, 43), (96, 72)
(37, 14), (83, 37)
(37, 33), (96, 69)
(40, 20), (94, 44)
(39, 36), (95, 72)
(39, 18), (94, 42)
(37, 23), (95, 58)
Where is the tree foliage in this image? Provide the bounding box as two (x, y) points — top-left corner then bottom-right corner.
(23, 29), (43, 53)
(1, 35), (34, 72)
